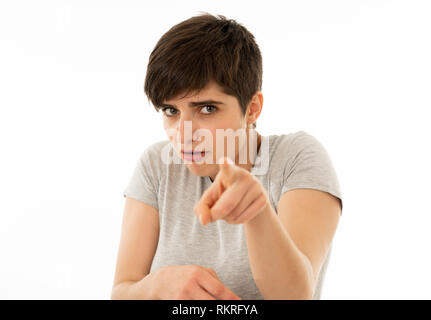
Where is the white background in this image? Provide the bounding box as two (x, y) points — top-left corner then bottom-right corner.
(1, 0), (430, 299)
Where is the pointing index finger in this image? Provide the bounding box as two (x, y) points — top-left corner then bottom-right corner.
(217, 156), (237, 186)
(195, 157), (236, 226)
(194, 182), (219, 225)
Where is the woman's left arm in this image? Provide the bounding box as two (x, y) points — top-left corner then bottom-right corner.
(194, 157), (342, 299)
(244, 188), (341, 299)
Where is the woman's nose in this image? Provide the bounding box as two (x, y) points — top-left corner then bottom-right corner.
(177, 117), (202, 146)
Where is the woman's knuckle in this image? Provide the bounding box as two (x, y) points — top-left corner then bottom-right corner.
(258, 194), (268, 207)
(190, 268), (202, 280)
(224, 200), (236, 212)
(213, 285), (225, 297)
(224, 217), (234, 224)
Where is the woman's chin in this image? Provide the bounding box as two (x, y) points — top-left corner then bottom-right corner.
(185, 162), (213, 176)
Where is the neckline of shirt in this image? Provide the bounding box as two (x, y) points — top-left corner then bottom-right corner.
(206, 134), (275, 183)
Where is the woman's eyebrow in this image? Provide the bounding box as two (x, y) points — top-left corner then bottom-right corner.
(159, 100), (224, 109)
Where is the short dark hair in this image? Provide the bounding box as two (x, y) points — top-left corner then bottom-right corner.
(144, 12), (262, 129)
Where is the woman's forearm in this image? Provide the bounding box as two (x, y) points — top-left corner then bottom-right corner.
(110, 272), (157, 300)
(244, 204), (314, 299)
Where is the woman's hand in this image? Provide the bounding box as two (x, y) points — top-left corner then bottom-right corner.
(194, 156), (270, 226)
(151, 265), (241, 300)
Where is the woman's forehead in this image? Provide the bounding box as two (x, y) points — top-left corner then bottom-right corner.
(164, 80), (230, 105)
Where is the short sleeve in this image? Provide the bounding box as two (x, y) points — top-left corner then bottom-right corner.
(123, 148), (159, 211)
(282, 132), (343, 214)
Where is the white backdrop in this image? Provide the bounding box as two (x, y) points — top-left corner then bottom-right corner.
(1, 0), (430, 299)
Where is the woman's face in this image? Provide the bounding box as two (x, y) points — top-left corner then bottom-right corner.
(161, 80), (261, 179)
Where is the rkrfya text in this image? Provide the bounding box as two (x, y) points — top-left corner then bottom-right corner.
(172, 304), (258, 317)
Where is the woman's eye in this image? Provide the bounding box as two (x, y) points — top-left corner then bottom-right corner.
(200, 105), (217, 114)
(162, 107), (178, 116)
(161, 105), (216, 117)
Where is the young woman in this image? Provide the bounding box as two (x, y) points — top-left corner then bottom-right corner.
(111, 13), (343, 300)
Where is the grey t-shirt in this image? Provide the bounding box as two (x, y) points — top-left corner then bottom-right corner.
(123, 130), (343, 300)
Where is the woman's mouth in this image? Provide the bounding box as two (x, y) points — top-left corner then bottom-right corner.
(181, 150), (208, 162)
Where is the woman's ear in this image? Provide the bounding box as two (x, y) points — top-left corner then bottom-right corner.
(246, 91), (263, 126)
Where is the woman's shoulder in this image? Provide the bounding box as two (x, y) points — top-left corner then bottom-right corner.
(270, 130), (322, 158)
(275, 130), (318, 145)
(135, 139), (172, 182)
(139, 139), (171, 163)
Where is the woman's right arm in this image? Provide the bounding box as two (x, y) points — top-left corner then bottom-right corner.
(111, 196), (160, 299)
